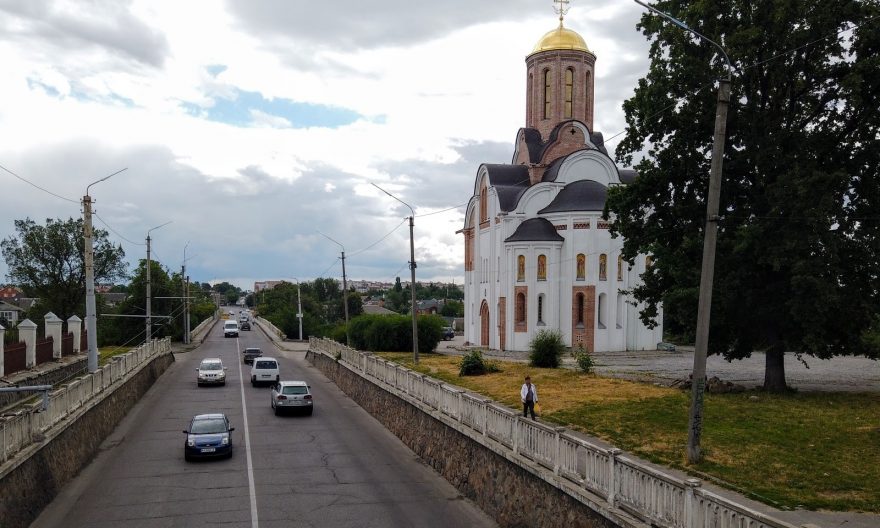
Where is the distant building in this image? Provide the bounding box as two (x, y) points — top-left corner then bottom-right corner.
(363, 305), (398, 316)
(254, 280), (285, 293)
(0, 286), (23, 301)
(0, 301), (23, 326)
(99, 292), (128, 308)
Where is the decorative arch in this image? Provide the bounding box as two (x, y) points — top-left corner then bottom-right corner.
(576, 253), (586, 280)
(543, 69), (552, 119)
(479, 180), (488, 225)
(537, 254), (547, 281)
(598, 293), (607, 328)
(617, 255), (624, 281)
(564, 67), (574, 118)
(599, 254), (607, 281)
(480, 300), (490, 347)
(517, 255), (526, 282)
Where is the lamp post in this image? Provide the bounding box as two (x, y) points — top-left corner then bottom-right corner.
(634, 0), (733, 464)
(82, 168), (126, 372)
(318, 231), (349, 346)
(372, 183), (419, 364)
(293, 278), (303, 341)
(145, 221), (172, 344)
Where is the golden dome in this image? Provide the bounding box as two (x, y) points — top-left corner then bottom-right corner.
(531, 23), (590, 54)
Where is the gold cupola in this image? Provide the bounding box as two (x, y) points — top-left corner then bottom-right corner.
(530, 21), (590, 55)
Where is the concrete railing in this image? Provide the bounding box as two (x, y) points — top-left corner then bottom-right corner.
(310, 338), (799, 528)
(0, 338), (172, 464)
(256, 317), (285, 341)
(189, 313), (217, 343)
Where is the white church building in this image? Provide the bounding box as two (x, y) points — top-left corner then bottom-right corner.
(460, 8), (662, 353)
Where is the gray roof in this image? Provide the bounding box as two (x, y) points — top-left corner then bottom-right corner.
(484, 164), (530, 212)
(538, 180), (608, 213)
(619, 168), (638, 184)
(363, 305), (397, 315)
(505, 218), (565, 243)
(0, 300), (23, 312)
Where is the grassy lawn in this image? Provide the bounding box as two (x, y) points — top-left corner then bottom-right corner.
(98, 346), (134, 366)
(377, 352), (880, 513)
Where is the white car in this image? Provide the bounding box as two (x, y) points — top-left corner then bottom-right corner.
(223, 320), (239, 338)
(270, 381), (313, 415)
(250, 357), (280, 386)
(196, 358), (227, 386)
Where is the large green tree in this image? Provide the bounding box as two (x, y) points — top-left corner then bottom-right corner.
(608, 0), (880, 391)
(1, 217), (127, 322)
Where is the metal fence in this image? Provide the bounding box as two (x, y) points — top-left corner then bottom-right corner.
(0, 338), (172, 464)
(309, 337), (798, 528)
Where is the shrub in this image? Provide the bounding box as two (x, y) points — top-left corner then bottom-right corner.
(458, 350), (501, 376)
(572, 345), (594, 373)
(529, 329), (564, 368)
(347, 313), (446, 352)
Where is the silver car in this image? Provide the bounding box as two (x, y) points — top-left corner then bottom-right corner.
(270, 381), (313, 415)
(196, 358), (227, 386)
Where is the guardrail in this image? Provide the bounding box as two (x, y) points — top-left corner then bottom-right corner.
(309, 337), (799, 528)
(255, 317), (285, 341)
(0, 338), (172, 465)
(189, 313), (217, 343)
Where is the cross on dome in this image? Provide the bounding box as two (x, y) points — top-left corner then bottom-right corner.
(553, 0), (571, 24)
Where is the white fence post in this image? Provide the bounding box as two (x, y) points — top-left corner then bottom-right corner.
(513, 416), (520, 455)
(607, 447), (621, 507)
(45, 312), (63, 359)
(684, 478), (701, 528)
(554, 427), (563, 475)
(19, 319), (37, 367)
(68, 315), (82, 354)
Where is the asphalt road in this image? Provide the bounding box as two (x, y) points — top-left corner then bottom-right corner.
(32, 319), (496, 528)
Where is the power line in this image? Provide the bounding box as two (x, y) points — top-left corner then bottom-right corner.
(0, 163), (79, 204)
(348, 218), (408, 257)
(94, 213), (146, 247)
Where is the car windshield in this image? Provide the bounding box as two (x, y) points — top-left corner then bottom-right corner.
(255, 360), (277, 369)
(190, 418), (227, 434)
(282, 386), (308, 395)
(200, 362), (222, 371)
(245, 348), (260, 353)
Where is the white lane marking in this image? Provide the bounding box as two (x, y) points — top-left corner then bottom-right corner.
(236, 336), (260, 528)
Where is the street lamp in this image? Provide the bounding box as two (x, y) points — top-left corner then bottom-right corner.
(317, 231), (350, 346)
(145, 221), (172, 344)
(371, 183), (419, 365)
(292, 278), (303, 341)
(82, 167), (126, 372)
(634, 0), (733, 464)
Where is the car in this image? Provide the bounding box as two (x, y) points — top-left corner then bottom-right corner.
(251, 357), (280, 386)
(240, 320), (251, 331)
(657, 342), (677, 352)
(183, 413), (234, 460)
(223, 320), (239, 338)
(196, 358), (227, 386)
(442, 327), (455, 340)
(270, 380), (314, 415)
(242, 347), (262, 364)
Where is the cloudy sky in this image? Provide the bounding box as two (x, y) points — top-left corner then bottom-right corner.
(0, 0), (651, 290)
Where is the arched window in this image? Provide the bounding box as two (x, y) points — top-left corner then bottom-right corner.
(516, 292), (526, 323)
(576, 293), (585, 326)
(576, 253), (586, 280)
(517, 255), (525, 282)
(616, 294), (624, 329)
(564, 68), (574, 118)
(599, 254), (607, 281)
(617, 255), (624, 281)
(598, 293), (607, 328)
(537, 254), (547, 281)
(585, 71), (592, 119)
(537, 294), (545, 324)
(543, 69), (552, 119)
(479, 181), (488, 223)
(645, 255), (653, 269)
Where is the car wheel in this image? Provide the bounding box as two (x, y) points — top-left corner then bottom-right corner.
(185, 453), (192, 462)
(273, 406), (280, 416)
(305, 407), (313, 416)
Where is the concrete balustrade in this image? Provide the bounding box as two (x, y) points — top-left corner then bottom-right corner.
(44, 312), (62, 359)
(0, 323), (5, 377)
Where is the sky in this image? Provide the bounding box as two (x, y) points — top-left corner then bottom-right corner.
(0, 0), (651, 291)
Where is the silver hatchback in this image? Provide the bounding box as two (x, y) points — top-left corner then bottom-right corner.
(270, 381), (313, 416)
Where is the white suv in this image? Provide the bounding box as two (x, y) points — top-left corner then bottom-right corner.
(223, 320), (239, 338)
(196, 358), (227, 386)
(250, 357), (280, 386)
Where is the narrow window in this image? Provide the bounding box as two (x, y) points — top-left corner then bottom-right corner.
(576, 293), (585, 325)
(479, 182), (488, 223)
(599, 254), (607, 281)
(598, 293), (607, 328)
(516, 292), (526, 323)
(564, 68), (573, 118)
(576, 253), (585, 280)
(517, 255), (525, 282)
(616, 294), (624, 329)
(537, 294), (544, 324)
(585, 71), (592, 120)
(537, 254), (547, 281)
(617, 255), (624, 281)
(543, 69), (552, 119)
(645, 255), (653, 269)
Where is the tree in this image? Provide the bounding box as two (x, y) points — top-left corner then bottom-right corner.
(1, 217), (127, 322)
(607, 0), (880, 391)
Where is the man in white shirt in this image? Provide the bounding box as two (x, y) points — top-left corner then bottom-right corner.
(520, 375), (538, 420)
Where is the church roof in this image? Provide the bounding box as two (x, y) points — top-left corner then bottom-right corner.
(505, 218), (565, 243)
(538, 179), (608, 213)
(619, 168), (638, 184)
(484, 164), (530, 212)
(530, 23), (590, 55)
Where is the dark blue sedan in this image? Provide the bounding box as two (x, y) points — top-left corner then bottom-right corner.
(183, 413), (234, 461)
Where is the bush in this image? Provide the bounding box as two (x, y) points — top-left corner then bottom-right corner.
(347, 313), (446, 353)
(458, 350), (501, 376)
(572, 345), (594, 373)
(529, 329), (564, 368)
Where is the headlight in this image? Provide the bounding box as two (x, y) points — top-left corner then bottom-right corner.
(187, 436), (195, 447)
(221, 435), (229, 446)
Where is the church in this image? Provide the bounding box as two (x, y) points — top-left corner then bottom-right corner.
(461, 6), (662, 353)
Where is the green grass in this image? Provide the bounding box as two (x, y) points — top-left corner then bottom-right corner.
(98, 346), (134, 366)
(377, 352), (880, 512)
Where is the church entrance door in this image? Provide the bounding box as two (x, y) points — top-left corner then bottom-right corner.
(480, 301), (490, 347)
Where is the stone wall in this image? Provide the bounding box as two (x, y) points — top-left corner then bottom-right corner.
(307, 350), (619, 528)
(0, 352), (173, 528)
(0, 357), (87, 410)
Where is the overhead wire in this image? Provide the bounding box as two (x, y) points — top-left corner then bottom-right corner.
(348, 217), (408, 257)
(94, 213), (146, 247)
(0, 163), (80, 204)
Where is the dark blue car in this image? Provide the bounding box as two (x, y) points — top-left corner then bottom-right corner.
(183, 413), (234, 461)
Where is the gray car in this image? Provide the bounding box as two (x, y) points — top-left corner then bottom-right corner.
(270, 381), (313, 415)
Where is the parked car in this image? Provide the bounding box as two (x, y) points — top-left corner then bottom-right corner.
(196, 358), (227, 386)
(442, 327), (455, 340)
(251, 357), (280, 386)
(242, 347), (262, 364)
(240, 320), (251, 331)
(270, 380), (313, 416)
(223, 320), (239, 338)
(657, 342), (677, 352)
(183, 413), (234, 460)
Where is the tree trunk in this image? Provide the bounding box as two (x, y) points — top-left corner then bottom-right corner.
(763, 348), (787, 392)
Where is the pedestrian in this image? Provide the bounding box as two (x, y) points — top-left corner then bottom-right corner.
(520, 375), (538, 420)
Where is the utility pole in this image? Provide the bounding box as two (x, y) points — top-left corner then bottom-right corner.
(146, 221), (171, 344)
(634, 0), (733, 464)
(181, 264), (187, 344)
(294, 278), (303, 341)
(82, 195), (98, 372)
(318, 231), (350, 346)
